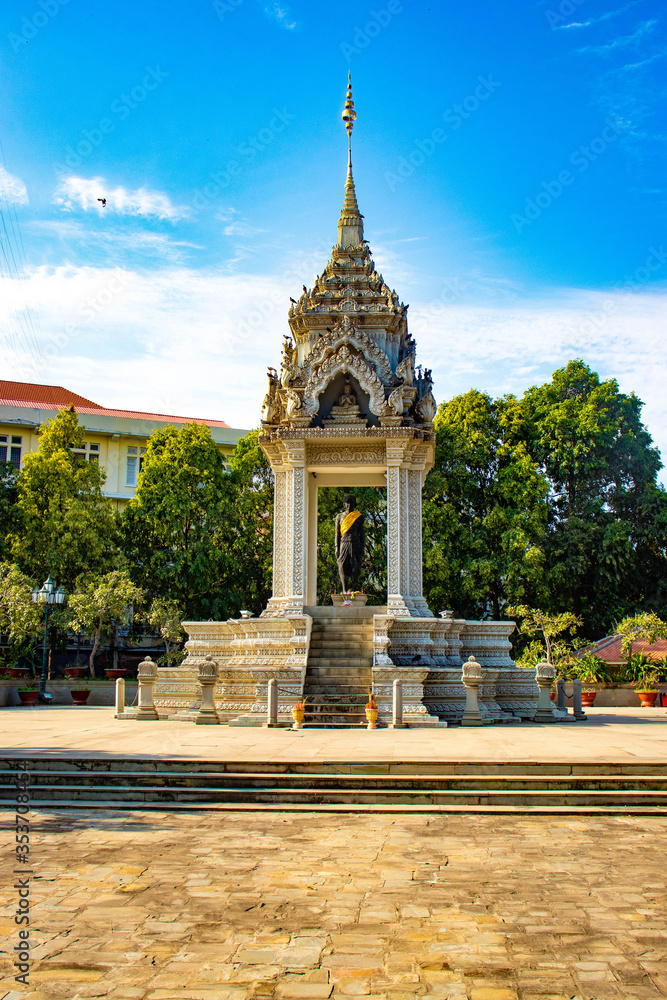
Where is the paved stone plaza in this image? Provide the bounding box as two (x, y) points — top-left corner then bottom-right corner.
(1, 808), (667, 1000)
(2, 706), (667, 762)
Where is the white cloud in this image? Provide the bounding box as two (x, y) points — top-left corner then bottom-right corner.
(0, 264), (666, 480)
(558, 1), (641, 29)
(53, 176), (189, 221)
(0, 165), (28, 205)
(577, 18), (658, 54)
(264, 3), (297, 29)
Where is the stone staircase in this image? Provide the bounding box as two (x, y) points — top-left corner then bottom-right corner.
(303, 617), (374, 728)
(2, 759), (667, 812)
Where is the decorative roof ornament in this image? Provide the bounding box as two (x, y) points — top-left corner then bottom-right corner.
(342, 71), (357, 141)
(338, 73), (363, 249)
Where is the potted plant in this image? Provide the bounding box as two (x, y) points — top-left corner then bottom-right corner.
(569, 654), (612, 707)
(365, 694), (379, 730)
(633, 666), (660, 708)
(18, 680), (39, 706)
(70, 688), (91, 706)
(9, 666), (29, 680)
(105, 667), (126, 680)
(291, 700), (306, 730)
(625, 654), (662, 708)
(65, 664), (86, 680)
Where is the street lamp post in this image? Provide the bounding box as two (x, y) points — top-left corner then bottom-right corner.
(31, 576), (67, 704)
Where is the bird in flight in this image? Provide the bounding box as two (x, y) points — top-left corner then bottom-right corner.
(97, 198), (107, 207)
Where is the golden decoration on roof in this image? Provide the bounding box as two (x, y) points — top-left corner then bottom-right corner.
(342, 72), (356, 140)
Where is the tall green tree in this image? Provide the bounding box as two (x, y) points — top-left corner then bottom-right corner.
(228, 430), (274, 615)
(10, 407), (119, 588)
(423, 389), (549, 619)
(518, 360), (667, 633)
(0, 460), (20, 562)
(69, 570), (143, 676)
(122, 422), (243, 620)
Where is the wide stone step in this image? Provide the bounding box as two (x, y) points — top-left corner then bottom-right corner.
(308, 653), (373, 669)
(309, 641), (374, 651)
(304, 693), (369, 703)
(3, 760), (667, 811)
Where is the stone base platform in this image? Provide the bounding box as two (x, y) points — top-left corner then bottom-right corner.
(151, 612), (539, 727)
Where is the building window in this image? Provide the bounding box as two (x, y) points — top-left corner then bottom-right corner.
(126, 447), (147, 487)
(9, 436), (22, 471)
(71, 441), (101, 465)
(0, 435), (7, 463)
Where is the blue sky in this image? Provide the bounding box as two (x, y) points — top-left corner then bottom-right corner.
(0, 0), (666, 469)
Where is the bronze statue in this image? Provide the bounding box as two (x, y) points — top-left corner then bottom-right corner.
(335, 493), (364, 593)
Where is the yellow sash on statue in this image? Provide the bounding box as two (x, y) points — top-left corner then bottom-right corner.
(340, 510), (362, 536)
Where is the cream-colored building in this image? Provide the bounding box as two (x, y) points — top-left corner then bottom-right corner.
(0, 381), (248, 509)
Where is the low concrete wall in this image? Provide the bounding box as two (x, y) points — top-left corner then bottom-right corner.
(0, 679), (138, 707)
(564, 682), (667, 708)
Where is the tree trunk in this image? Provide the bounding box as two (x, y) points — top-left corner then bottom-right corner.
(89, 625), (102, 677)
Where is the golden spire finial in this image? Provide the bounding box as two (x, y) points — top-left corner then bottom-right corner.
(342, 72), (357, 154)
(338, 73), (363, 248)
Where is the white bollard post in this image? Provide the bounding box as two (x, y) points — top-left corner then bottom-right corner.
(114, 677), (125, 717)
(195, 656), (220, 725)
(572, 678), (587, 721)
(461, 655), (484, 727)
(135, 655), (158, 721)
(533, 659), (558, 723)
(390, 678), (407, 729)
(556, 677), (566, 712)
(264, 678), (279, 728)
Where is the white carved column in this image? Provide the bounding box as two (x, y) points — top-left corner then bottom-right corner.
(386, 439), (408, 615)
(271, 468), (288, 600)
(282, 440), (307, 613)
(407, 468), (422, 599)
(306, 475), (318, 607)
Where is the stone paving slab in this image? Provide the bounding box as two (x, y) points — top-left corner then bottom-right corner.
(1, 809), (666, 998)
(1, 706), (667, 763)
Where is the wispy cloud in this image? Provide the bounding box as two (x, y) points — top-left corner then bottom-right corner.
(28, 219), (202, 265)
(0, 165), (28, 205)
(264, 3), (297, 30)
(53, 176), (189, 221)
(1, 263), (666, 477)
(577, 18), (658, 55)
(558, 1), (641, 30)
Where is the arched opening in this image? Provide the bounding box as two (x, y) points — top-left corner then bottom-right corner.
(312, 373), (380, 427)
(315, 485), (387, 605)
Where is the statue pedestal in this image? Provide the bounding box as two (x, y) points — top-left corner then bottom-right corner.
(331, 593), (368, 607)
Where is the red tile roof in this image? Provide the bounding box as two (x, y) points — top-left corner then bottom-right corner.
(587, 635), (667, 663)
(0, 381), (101, 408)
(0, 382), (230, 428)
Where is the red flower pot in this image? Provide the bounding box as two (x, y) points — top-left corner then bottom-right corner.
(70, 689), (91, 706)
(105, 669), (126, 681)
(581, 691), (597, 707)
(9, 667), (29, 679)
(65, 667), (86, 680)
(18, 690), (39, 706)
(637, 691), (658, 708)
